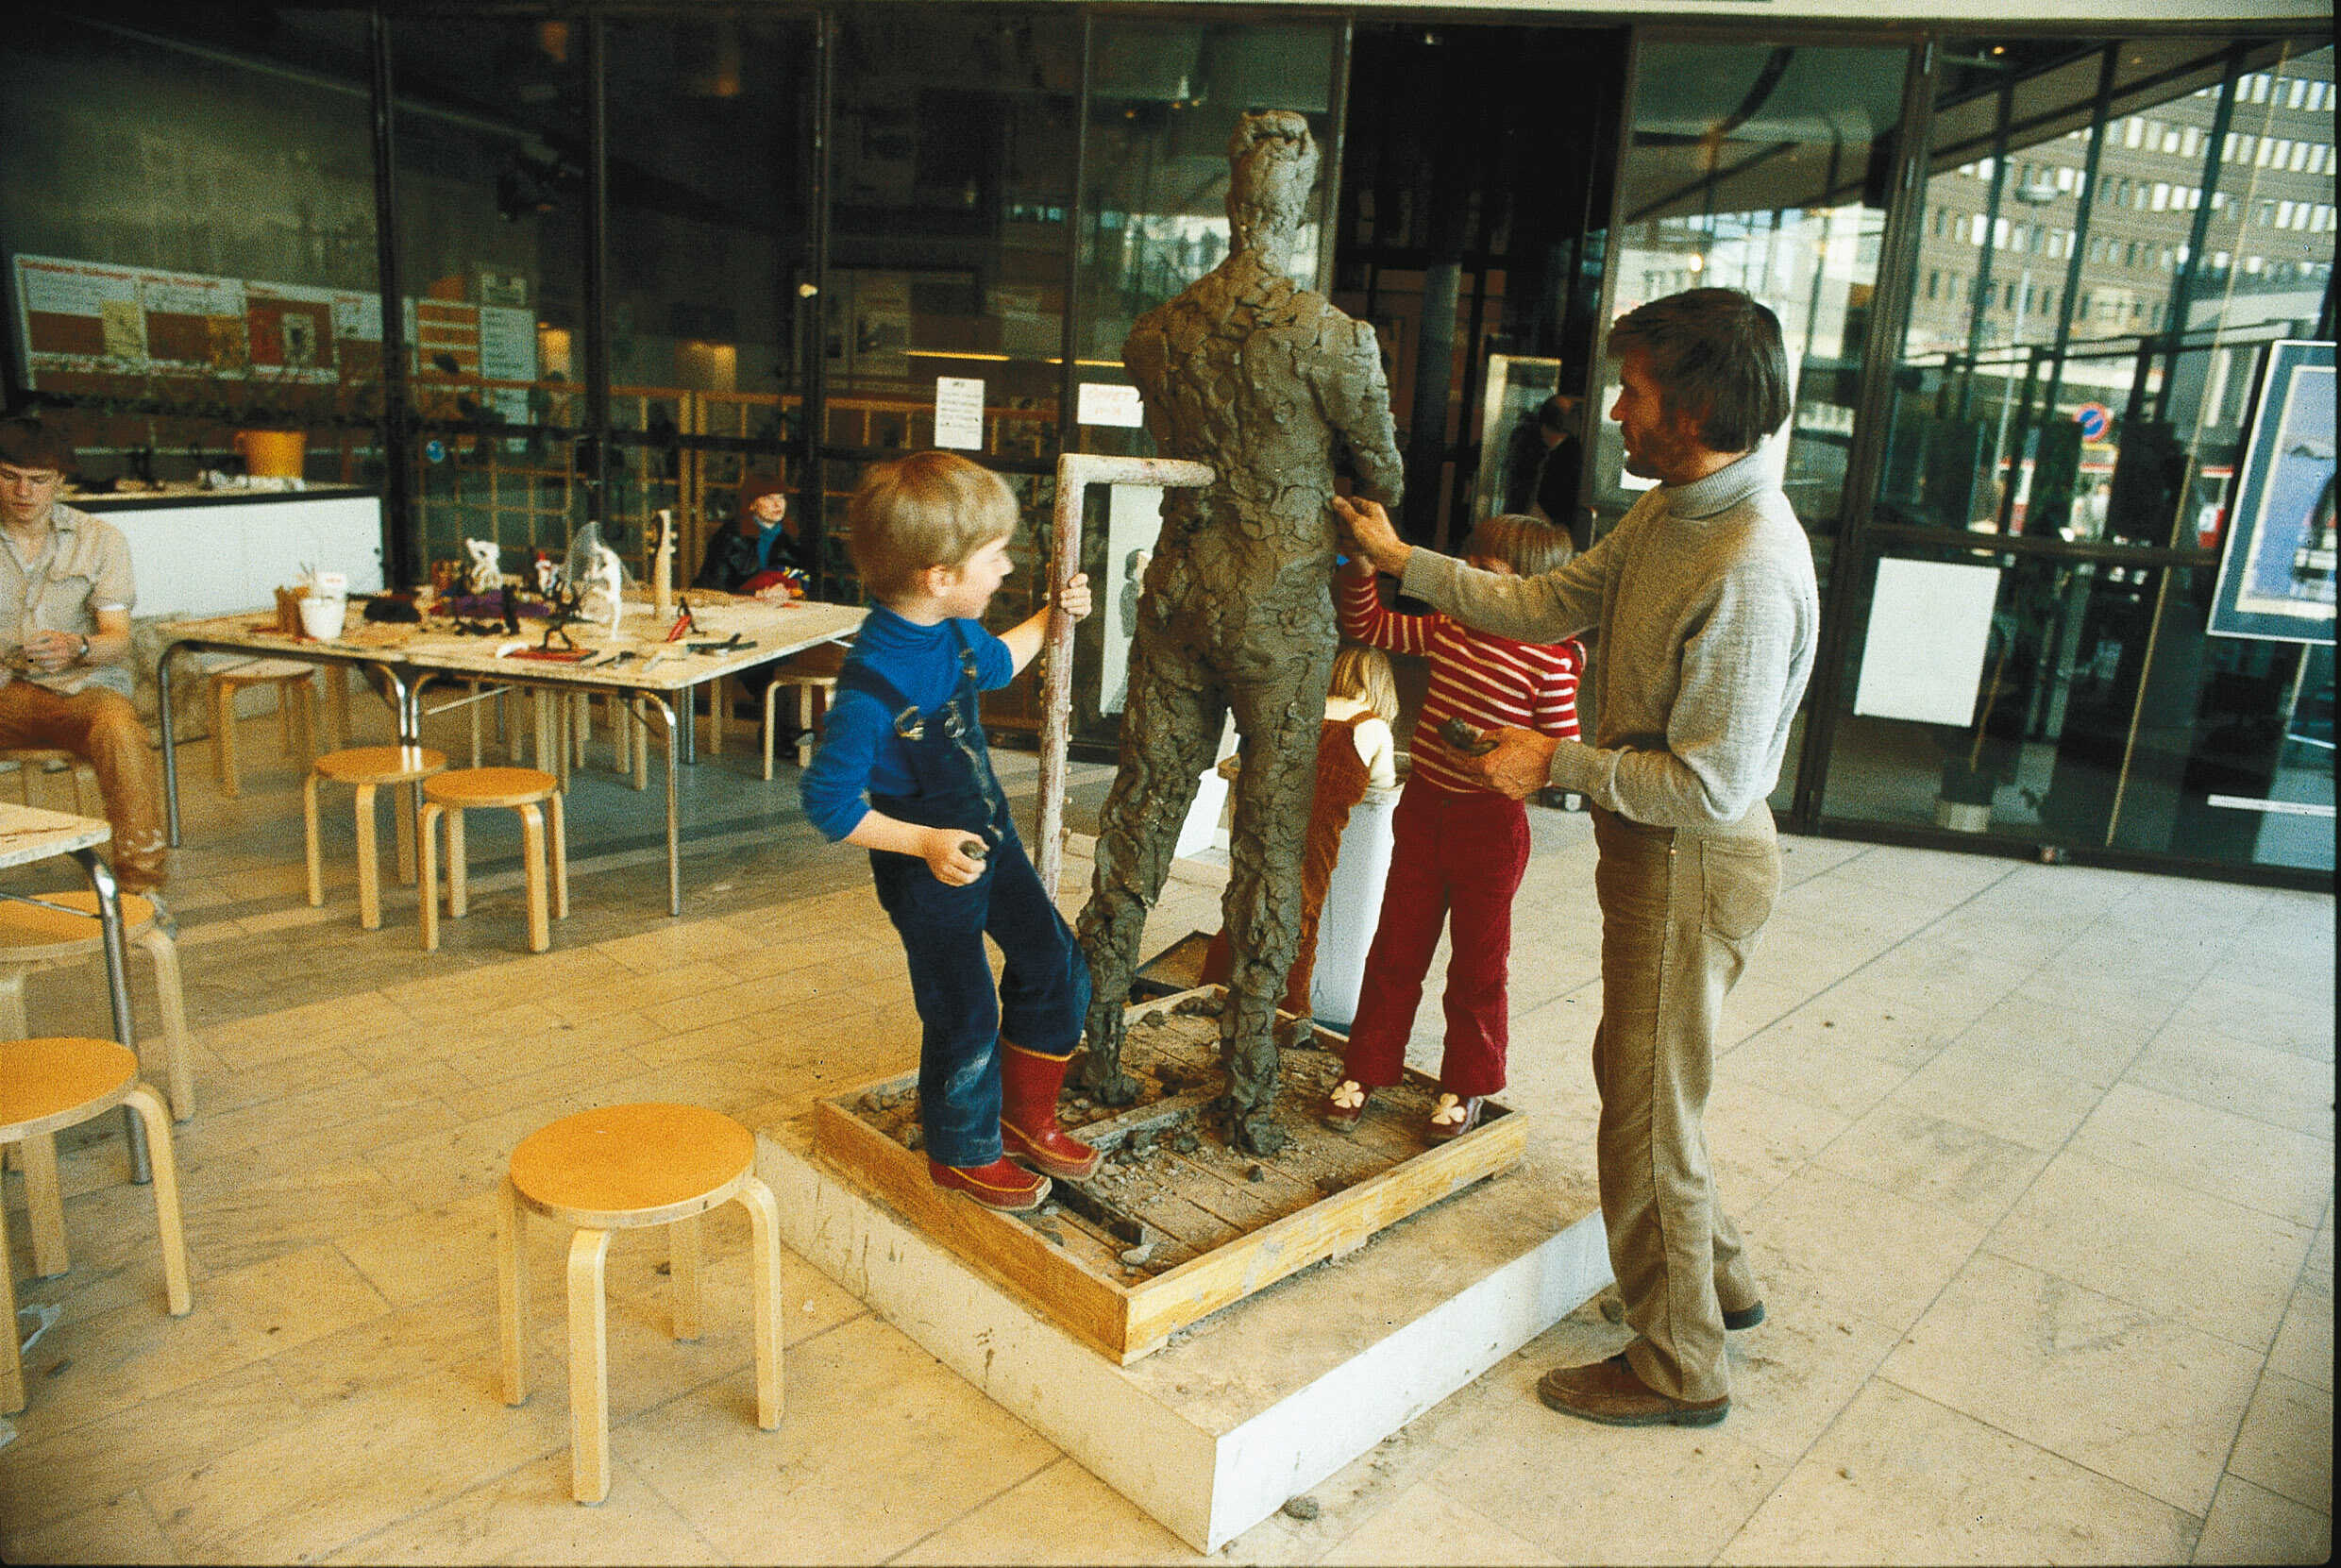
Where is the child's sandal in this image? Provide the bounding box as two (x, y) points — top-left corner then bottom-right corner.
(1321, 1079), (1373, 1133)
(1423, 1092), (1485, 1143)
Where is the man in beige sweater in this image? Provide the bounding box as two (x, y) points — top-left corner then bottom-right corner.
(1337, 288), (1817, 1427)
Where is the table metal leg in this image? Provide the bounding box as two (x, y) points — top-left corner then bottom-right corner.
(71, 848), (151, 1185)
(678, 683), (698, 767)
(642, 694), (682, 917)
(159, 642), (189, 848)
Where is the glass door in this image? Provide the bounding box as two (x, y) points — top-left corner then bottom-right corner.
(1820, 36), (2334, 874)
(1603, 37), (1919, 813)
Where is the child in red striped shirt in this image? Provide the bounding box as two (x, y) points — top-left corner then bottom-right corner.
(1322, 514), (1583, 1143)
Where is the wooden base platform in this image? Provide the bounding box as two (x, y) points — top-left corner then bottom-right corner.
(811, 986), (1526, 1364)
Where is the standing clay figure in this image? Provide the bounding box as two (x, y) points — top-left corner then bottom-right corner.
(1076, 110), (1403, 1154)
(464, 537), (502, 596)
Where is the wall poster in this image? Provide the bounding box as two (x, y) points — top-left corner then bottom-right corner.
(2210, 339), (2336, 643)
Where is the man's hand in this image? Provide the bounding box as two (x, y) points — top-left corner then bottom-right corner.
(1331, 496), (1412, 579)
(21, 629), (81, 675)
(919, 827), (990, 886)
(1469, 727), (1560, 801)
(1055, 571), (1092, 622)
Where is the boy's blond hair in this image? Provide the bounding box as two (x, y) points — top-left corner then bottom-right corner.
(849, 451), (1019, 602)
(1467, 513), (1574, 578)
(1329, 645), (1399, 724)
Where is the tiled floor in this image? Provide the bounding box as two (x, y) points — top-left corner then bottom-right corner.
(1, 695), (2331, 1564)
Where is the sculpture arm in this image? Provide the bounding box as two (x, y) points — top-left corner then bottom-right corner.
(1318, 315), (1404, 504)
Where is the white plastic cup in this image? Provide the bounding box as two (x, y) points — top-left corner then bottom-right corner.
(297, 597), (346, 640)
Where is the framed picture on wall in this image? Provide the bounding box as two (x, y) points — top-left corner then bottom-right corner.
(2211, 339), (2336, 643)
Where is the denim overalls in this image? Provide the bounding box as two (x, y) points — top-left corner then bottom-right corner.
(847, 626), (1090, 1168)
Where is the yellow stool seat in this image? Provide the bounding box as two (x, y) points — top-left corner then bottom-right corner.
(418, 767), (567, 953)
(0, 890), (193, 1116)
(0, 1037), (192, 1415)
(498, 1103), (783, 1503)
(304, 746), (449, 931)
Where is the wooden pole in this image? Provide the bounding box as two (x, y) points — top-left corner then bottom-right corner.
(1036, 454), (1215, 899)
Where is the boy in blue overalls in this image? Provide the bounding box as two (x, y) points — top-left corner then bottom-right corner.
(801, 451), (1097, 1212)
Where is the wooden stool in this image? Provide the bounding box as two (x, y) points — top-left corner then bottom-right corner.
(210, 659), (320, 799)
(418, 767), (568, 953)
(0, 749), (98, 814)
(762, 641), (850, 779)
(497, 1103), (783, 1504)
(0, 892), (196, 1282)
(303, 745), (448, 931)
(1, 1037), (192, 1415)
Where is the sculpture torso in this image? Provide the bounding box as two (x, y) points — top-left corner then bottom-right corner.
(1123, 252), (1401, 671)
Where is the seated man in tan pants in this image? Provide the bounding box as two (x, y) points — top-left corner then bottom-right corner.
(0, 416), (170, 910)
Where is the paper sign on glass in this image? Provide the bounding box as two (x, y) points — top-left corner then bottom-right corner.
(935, 377), (986, 451)
(1078, 381), (1145, 428)
(1852, 558), (2003, 727)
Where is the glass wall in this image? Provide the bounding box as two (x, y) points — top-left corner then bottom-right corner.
(1822, 37), (2334, 874)
(0, 11), (381, 485)
(1074, 17), (1343, 726)
(602, 14), (818, 586)
(389, 13), (590, 579)
(1602, 38), (1914, 810)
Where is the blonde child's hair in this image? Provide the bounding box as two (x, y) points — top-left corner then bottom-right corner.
(1467, 513), (1574, 578)
(849, 450), (1019, 602)
(1329, 645), (1399, 724)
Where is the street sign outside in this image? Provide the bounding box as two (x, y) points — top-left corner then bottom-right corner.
(2076, 402), (2113, 441)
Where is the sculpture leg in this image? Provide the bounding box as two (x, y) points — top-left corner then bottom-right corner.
(1074, 632), (1221, 1104)
(1216, 647), (1334, 1155)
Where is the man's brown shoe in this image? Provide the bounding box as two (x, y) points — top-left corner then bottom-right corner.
(1722, 1300), (1765, 1331)
(1536, 1354), (1728, 1427)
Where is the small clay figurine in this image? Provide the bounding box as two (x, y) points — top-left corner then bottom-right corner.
(464, 538), (502, 596)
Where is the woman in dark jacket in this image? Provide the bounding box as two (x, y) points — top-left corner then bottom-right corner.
(694, 474), (811, 599)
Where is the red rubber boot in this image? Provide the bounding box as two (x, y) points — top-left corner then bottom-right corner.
(999, 1042), (1103, 1180)
(928, 1155), (1051, 1212)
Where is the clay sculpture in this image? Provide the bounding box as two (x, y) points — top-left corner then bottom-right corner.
(1076, 110), (1403, 1154)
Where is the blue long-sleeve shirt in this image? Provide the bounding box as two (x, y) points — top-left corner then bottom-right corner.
(799, 603), (1015, 842)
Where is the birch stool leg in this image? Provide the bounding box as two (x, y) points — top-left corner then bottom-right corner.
(567, 1227), (614, 1504)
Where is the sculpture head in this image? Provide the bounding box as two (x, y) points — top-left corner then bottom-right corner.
(1223, 110), (1318, 258)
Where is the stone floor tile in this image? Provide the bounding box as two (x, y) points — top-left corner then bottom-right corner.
(1883, 1253), (2262, 1514)
(617, 1315), (1061, 1564)
(1315, 1480), (1559, 1566)
(1423, 1356), (1780, 1565)
(1957, 989), (2159, 1088)
(2265, 1276), (2333, 1392)
(0, 1488), (177, 1565)
(1813, 1103), (2053, 1229)
(0, 1359), (297, 1536)
(1715, 1381), (2196, 1565)
(2193, 1474), (2333, 1564)
(1987, 1151), (2313, 1351)
(891, 1456), (1206, 1566)
(1714, 1026), (1912, 1123)
(1887, 1038), (2111, 1152)
(2224, 1371), (2333, 1515)
(318, 1453), (723, 1564)
(1704, 1079), (1849, 1211)
(2126, 1027), (2337, 1138)
(2068, 1082), (2333, 1227)
(1743, 1164), (1985, 1332)
(143, 1363), (572, 1561)
(331, 1190), (501, 1307)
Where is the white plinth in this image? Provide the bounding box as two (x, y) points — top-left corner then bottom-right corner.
(756, 1115), (1608, 1552)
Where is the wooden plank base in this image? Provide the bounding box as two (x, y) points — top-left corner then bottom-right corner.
(812, 986), (1527, 1364)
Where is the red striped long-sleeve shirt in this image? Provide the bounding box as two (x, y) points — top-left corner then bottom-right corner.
(1338, 569), (1583, 796)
